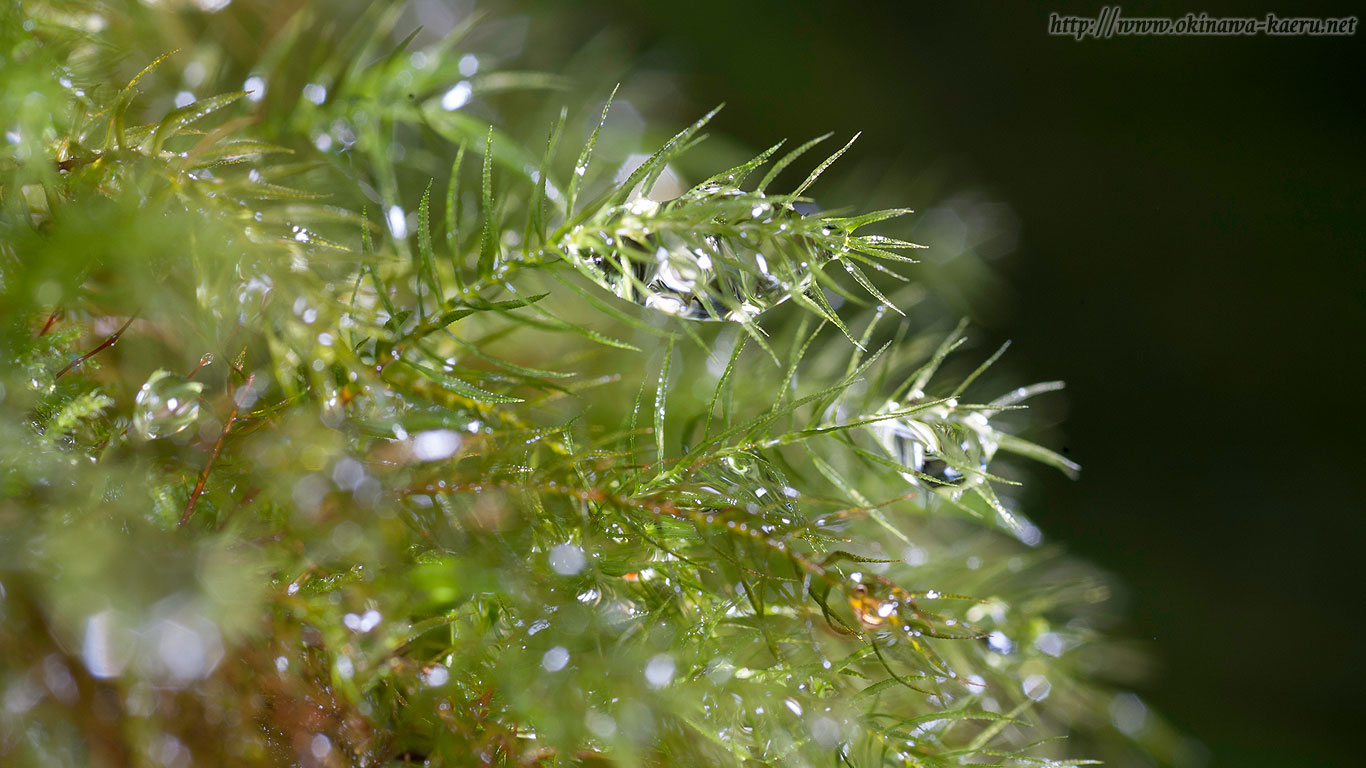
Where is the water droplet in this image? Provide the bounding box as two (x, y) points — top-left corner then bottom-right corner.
(422, 664), (450, 687)
(549, 543), (586, 575)
(1109, 692), (1148, 735)
(810, 716), (841, 748)
(441, 81), (472, 111)
(310, 734), (331, 761)
(145, 598), (223, 685)
(986, 631), (1014, 655)
(81, 610), (127, 679)
(902, 545), (928, 566)
(871, 398), (996, 489)
(343, 609), (381, 633)
(134, 370), (203, 440)
(585, 709), (617, 738)
(1022, 674), (1051, 701)
(644, 654), (675, 688)
(243, 75), (265, 102)
(1034, 631), (1065, 657)
(386, 205), (408, 239)
(411, 429), (461, 461)
(567, 194), (815, 322)
(542, 646), (569, 672)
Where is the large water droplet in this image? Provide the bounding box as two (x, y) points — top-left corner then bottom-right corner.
(871, 398), (997, 489)
(133, 370), (203, 440)
(542, 646), (569, 672)
(422, 664), (450, 687)
(567, 189), (815, 322)
(986, 631), (1014, 654)
(644, 654), (675, 688)
(549, 543), (586, 575)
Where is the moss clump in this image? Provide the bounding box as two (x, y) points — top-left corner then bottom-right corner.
(1, 2), (1186, 766)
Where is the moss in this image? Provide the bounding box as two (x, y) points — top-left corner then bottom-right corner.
(0, 2), (1185, 766)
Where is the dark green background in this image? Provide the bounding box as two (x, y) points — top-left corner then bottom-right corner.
(513, 1), (1363, 765)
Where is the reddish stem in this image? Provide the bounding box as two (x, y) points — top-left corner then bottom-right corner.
(181, 373), (254, 528)
(186, 353), (214, 379)
(54, 315), (137, 379)
(39, 309), (60, 336)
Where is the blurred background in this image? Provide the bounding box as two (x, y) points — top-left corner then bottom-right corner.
(494, 0), (1362, 766)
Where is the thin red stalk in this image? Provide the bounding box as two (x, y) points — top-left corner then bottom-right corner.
(186, 353), (214, 379)
(54, 315), (136, 379)
(39, 309), (60, 336)
(181, 373), (253, 528)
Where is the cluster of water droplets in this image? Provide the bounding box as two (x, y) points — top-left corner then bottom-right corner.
(564, 190), (820, 323)
(871, 392), (1000, 497)
(132, 370), (203, 440)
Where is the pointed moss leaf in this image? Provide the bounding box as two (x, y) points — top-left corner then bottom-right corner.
(825, 207), (915, 231)
(837, 257), (904, 316)
(995, 432), (1082, 478)
(686, 141), (785, 197)
(151, 91), (248, 151)
(417, 293), (550, 338)
(793, 132), (860, 197)
(567, 84), (618, 216)
(654, 339), (673, 466)
(477, 126), (496, 276)
(239, 181), (329, 200)
(417, 180), (444, 300)
(757, 133), (832, 193)
(184, 139), (293, 169)
(604, 104), (722, 214)
(400, 359), (523, 403)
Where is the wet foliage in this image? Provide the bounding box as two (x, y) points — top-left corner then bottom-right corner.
(1, 2), (1188, 766)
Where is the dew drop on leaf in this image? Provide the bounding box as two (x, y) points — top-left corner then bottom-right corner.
(871, 399), (996, 489)
(133, 370), (203, 440)
(569, 188), (816, 322)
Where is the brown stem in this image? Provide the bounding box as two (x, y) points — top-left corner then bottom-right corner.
(186, 352), (214, 379)
(39, 309), (60, 336)
(53, 314), (137, 379)
(181, 373), (254, 528)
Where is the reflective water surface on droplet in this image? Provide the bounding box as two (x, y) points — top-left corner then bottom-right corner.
(644, 654), (675, 689)
(871, 398), (998, 491)
(566, 189), (818, 323)
(133, 370), (203, 439)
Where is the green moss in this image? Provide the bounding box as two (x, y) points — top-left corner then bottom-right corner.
(0, 2), (1188, 766)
